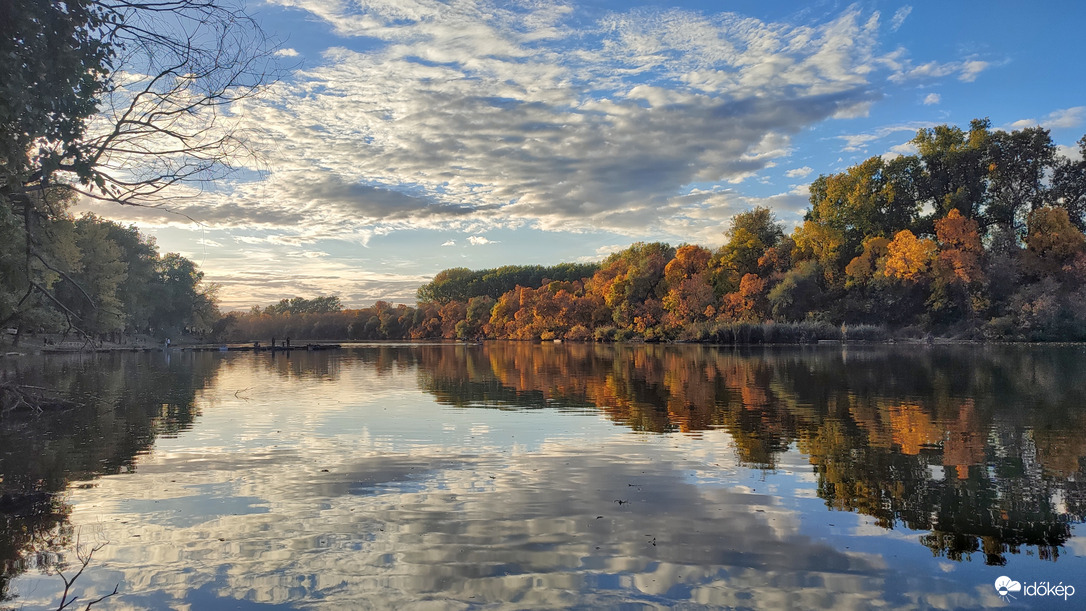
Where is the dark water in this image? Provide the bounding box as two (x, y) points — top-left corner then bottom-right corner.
(1, 343), (1084, 609)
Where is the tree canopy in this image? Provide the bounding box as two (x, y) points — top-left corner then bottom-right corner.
(1, 0), (276, 341)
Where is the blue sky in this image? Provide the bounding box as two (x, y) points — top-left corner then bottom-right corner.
(84, 1), (1086, 309)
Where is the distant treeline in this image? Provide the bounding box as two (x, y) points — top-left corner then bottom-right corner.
(0, 189), (219, 342)
(226, 119), (1086, 343)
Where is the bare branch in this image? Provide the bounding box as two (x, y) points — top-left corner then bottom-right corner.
(55, 538), (117, 611)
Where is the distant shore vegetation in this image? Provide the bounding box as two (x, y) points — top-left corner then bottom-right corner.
(5, 120), (1086, 346)
(220, 119), (1086, 344)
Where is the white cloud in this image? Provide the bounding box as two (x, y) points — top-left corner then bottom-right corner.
(81, 1), (1009, 304)
(1007, 106), (1086, 131)
(890, 6), (912, 32)
(1057, 144), (1083, 162)
(958, 60), (989, 82)
(274, 48), (301, 57)
(467, 235), (496, 245)
(888, 141), (919, 156)
(1048, 106), (1086, 128)
(923, 93), (940, 105)
(889, 58), (991, 85)
(575, 243), (629, 262)
(836, 122), (929, 153)
(172, 2), (912, 242)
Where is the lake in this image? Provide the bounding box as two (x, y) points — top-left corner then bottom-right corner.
(1, 343), (1084, 609)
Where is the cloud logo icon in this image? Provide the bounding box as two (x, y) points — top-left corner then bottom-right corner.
(995, 576), (1022, 599)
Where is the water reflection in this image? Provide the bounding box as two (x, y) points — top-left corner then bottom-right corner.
(0, 344), (1083, 609)
(415, 343), (1086, 566)
(0, 351), (220, 604)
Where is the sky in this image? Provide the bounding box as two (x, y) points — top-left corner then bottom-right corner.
(80, 0), (1086, 310)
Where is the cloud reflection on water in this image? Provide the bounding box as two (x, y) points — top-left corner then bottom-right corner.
(23, 431), (1001, 610)
(6, 345), (1078, 609)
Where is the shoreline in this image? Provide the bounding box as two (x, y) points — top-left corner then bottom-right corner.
(4, 337), (1085, 356)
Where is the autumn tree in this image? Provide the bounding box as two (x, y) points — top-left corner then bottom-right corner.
(715, 207), (784, 291)
(844, 236), (892, 287)
(719, 273), (769, 322)
(807, 155), (922, 258)
(930, 210), (986, 317)
(880, 229), (938, 324)
(662, 244), (715, 327)
(587, 242), (674, 331)
(884, 230), (937, 283)
(1023, 207), (1086, 280)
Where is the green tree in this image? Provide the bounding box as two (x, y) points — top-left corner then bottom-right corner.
(60, 216), (129, 334)
(716, 207), (784, 289)
(0, 0), (113, 193)
(1050, 136), (1086, 232)
(151, 253), (214, 335)
(807, 156), (922, 259)
(94, 216), (160, 331)
(265, 296), (342, 316)
(2, 0), (275, 338)
(912, 120), (991, 221)
(984, 127), (1057, 238)
(766, 260), (823, 321)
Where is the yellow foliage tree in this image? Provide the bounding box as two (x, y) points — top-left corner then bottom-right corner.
(884, 230), (937, 283)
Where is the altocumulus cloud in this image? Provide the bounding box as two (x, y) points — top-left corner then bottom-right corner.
(105, 1), (991, 246)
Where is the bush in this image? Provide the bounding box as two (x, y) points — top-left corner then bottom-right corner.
(565, 325), (591, 342)
(841, 324), (888, 342)
(593, 326), (617, 342)
(702, 321), (842, 344)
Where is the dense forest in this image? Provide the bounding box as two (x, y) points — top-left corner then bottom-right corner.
(227, 119), (1086, 343)
(0, 187), (219, 343)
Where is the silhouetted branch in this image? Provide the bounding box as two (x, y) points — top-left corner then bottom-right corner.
(54, 537), (119, 611)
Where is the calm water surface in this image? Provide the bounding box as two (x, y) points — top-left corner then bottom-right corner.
(1, 343), (1085, 609)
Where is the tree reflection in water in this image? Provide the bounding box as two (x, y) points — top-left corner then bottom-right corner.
(1, 343), (1084, 608)
(415, 342), (1086, 566)
(0, 351), (220, 604)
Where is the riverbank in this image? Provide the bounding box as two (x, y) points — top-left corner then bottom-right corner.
(0, 335), (348, 356)
(3, 328), (1081, 357)
(0, 333), (161, 356)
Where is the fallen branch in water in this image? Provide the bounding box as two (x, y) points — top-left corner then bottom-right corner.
(0, 383), (82, 415)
